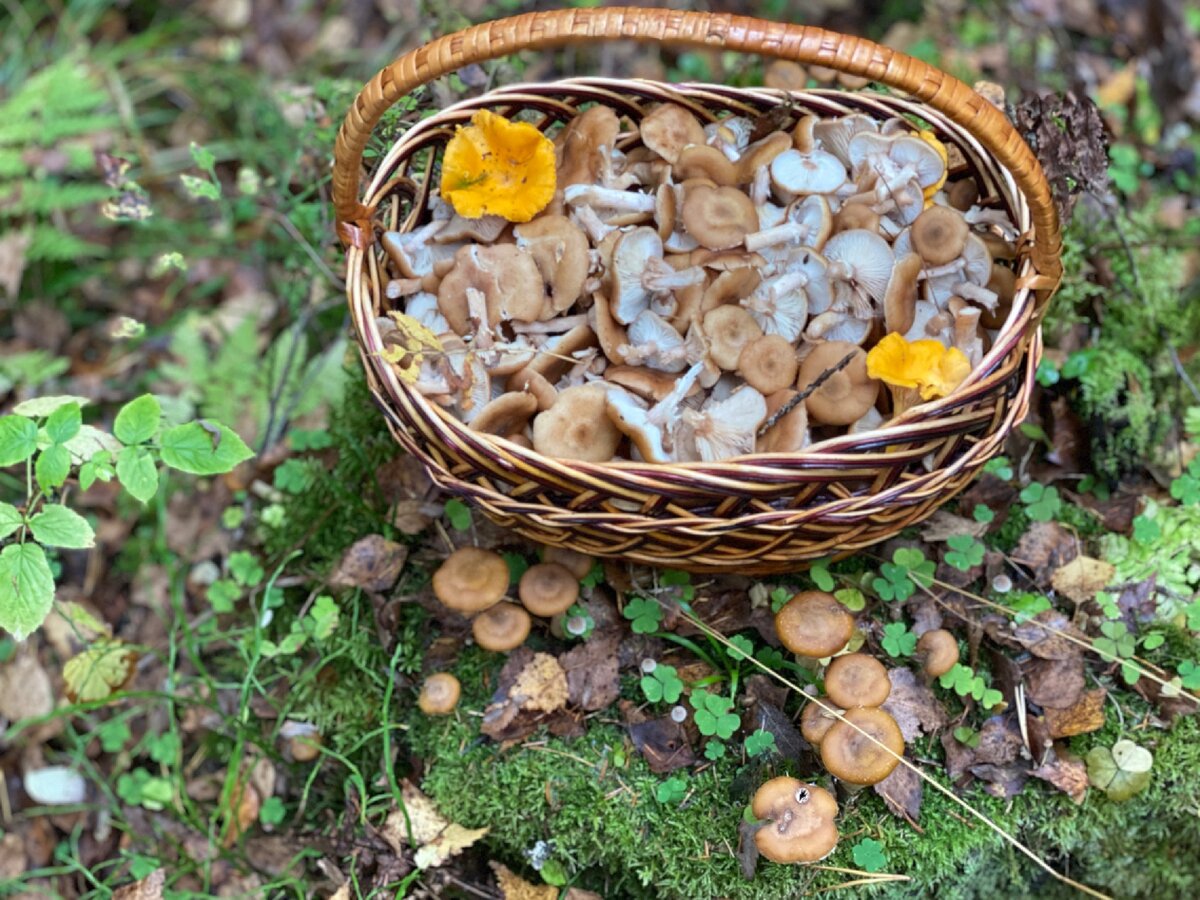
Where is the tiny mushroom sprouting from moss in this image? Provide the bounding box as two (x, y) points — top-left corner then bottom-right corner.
(917, 629), (960, 677)
(472, 602), (533, 652)
(432, 547), (510, 614)
(774, 591), (855, 658)
(800, 700), (843, 745)
(820, 707), (905, 785)
(796, 341), (879, 427)
(418, 672), (462, 716)
(751, 776), (840, 864)
(823, 652), (892, 709)
(518, 562), (580, 617)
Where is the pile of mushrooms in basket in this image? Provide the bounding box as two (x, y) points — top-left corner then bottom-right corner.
(377, 96), (1019, 464)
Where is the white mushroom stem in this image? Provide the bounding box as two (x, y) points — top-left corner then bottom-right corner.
(964, 207), (1020, 238)
(564, 184), (657, 214)
(649, 294), (679, 319)
(750, 165), (772, 207)
(745, 221), (815, 252)
(511, 314), (590, 335)
(642, 259), (707, 293)
(918, 258), (966, 280)
(954, 282), (1000, 311)
(573, 206), (618, 244)
(827, 262), (876, 319)
(386, 278), (423, 299)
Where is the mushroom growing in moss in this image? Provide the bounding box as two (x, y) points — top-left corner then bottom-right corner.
(519, 563), (580, 617)
(432, 547), (510, 614)
(472, 602), (532, 652)
(774, 591), (855, 658)
(820, 707), (905, 785)
(917, 629), (960, 677)
(823, 653), (891, 709)
(751, 776), (840, 863)
(800, 700), (843, 745)
(418, 673), (462, 716)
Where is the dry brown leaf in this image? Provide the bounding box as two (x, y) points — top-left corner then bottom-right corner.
(627, 715), (695, 773)
(491, 861), (558, 900)
(1013, 521), (1078, 585)
(1025, 657), (1086, 709)
(1012, 609), (1087, 660)
(920, 509), (990, 542)
(1043, 688), (1107, 738)
(881, 668), (947, 743)
(1031, 751), (1089, 804)
(874, 762), (923, 823)
(0, 648), (54, 721)
(0, 832), (25, 881)
(381, 780), (489, 870)
(1050, 556), (1115, 604)
(224, 778), (261, 847)
(329, 535), (408, 592)
(560, 635), (620, 711)
(112, 868), (165, 900)
(511, 652), (569, 713)
(327, 888), (351, 900)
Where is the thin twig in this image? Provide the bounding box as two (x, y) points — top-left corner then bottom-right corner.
(757, 350), (858, 437)
(1168, 344), (1200, 404)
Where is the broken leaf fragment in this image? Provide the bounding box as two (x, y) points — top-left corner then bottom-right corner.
(382, 780), (489, 869)
(1086, 739), (1153, 801)
(380, 313), (445, 385)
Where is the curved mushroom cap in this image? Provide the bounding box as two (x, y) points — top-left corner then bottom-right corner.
(604, 365), (691, 402)
(469, 392), (539, 436)
(980, 264), (1016, 330)
(824, 653), (891, 708)
(911, 205), (969, 266)
(676, 386), (767, 462)
(701, 268), (761, 317)
(738, 334), (799, 395)
(800, 700), (843, 744)
(832, 202), (881, 236)
(791, 114), (817, 153)
(432, 547), (510, 614)
(812, 115), (878, 166)
(756, 389), (810, 454)
(737, 132), (792, 182)
(796, 341), (879, 426)
(820, 707), (905, 785)
(764, 59), (809, 92)
(417, 673), (462, 716)
(532, 384), (623, 461)
(774, 591), (855, 658)
(542, 545), (594, 580)
(751, 777), (839, 864)
(640, 103), (706, 165)
(437, 244), (544, 335)
(917, 629), (960, 677)
(947, 178), (980, 211)
(770, 148), (847, 196)
(675, 143), (740, 186)
(610, 227), (663, 324)
(557, 104), (621, 188)
(518, 562), (580, 617)
(884, 253), (924, 335)
(514, 215), (590, 314)
(682, 185), (758, 250)
(702, 304), (764, 371)
(472, 602), (532, 652)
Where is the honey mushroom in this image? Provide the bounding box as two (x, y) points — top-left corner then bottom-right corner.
(432, 547), (510, 615)
(774, 591), (855, 658)
(418, 673), (462, 716)
(819, 706), (905, 785)
(917, 629), (960, 677)
(751, 776), (840, 864)
(518, 562), (580, 617)
(472, 602), (532, 652)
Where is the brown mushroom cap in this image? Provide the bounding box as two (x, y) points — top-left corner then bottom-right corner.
(800, 699), (843, 745)
(289, 733), (322, 761)
(820, 707), (905, 785)
(883, 253), (924, 335)
(542, 545), (594, 580)
(756, 389), (809, 454)
(751, 777), (840, 864)
(774, 591), (855, 658)
(513, 215), (590, 314)
(675, 144), (740, 186)
(947, 178), (980, 212)
(832, 202), (881, 235)
(737, 132), (792, 182)
(917, 629), (960, 677)
(703, 304), (764, 371)
(557, 104), (620, 188)
(738, 334), (799, 395)
(437, 244), (544, 334)
(823, 653), (891, 708)
(518, 563), (580, 617)
(639, 103), (707, 165)
(433, 547), (510, 614)
(472, 602), (532, 652)
(469, 392), (539, 436)
(764, 60), (809, 92)
(797, 341), (879, 426)
(418, 673), (462, 716)
(980, 264), (1016, 330)
(531, 384), (623, 462)
(682, 185), (758, 250)
(910, 205), (969, 266)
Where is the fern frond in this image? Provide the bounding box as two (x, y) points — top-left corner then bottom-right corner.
(0, 181), (112, 216)
(26, 224), (104, 260)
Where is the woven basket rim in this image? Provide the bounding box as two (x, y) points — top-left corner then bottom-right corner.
(352, 76), (1041, 474)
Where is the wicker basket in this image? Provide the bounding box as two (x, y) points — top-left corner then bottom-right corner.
(332, 7), (1062, 574)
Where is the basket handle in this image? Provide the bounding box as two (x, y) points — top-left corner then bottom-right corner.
(333, 6), (1062, 290)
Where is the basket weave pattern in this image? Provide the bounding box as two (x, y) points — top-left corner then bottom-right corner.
(333, 8), (1062, 573)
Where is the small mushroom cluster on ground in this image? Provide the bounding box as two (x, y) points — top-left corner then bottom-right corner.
(379, 98), (1020, 463)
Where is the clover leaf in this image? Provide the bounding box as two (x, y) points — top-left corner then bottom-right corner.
(623, 596), (662, 634)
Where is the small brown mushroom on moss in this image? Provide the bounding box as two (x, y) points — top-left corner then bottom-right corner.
(519, 563), (580, 617)
(819, 707), (905, 785)
(751, 776), (840, 864)
(823, 653), (891, 709)
(472, 602), (532, 652)
(774, 591), (855, 658)
(916, 629), (960, 677)
(432, 547), (510, 614)
(418, 673), (462, 716)
(800, 699), (843, 745)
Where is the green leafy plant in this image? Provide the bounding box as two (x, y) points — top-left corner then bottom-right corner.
(851, 837), (888, 872)
(983, 456), (1014, 480)
(1020, 482), (1062, 521)
(953, 725), (981, 748)
(1093, 621), (1140, 684)
(938, 663), (1003, 709)
(881, 622), (917, 658)
(744, 728), (777, 757)
(623, 596), (663, 635)
(872, 548), (935, 603)
(1169, 458), (1200, 506)
(944, 534), (985, 571)
(689, 689), (740, 739)
(0, 395), (252, 639)
(640, 663), (683, 704)
(260, 595), (339, 657)
(1086, 738), (1153, 801)
(769, 586), (791, 613)
(655, 774), (687, 805)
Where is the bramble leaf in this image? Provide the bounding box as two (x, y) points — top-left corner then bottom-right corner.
(28, 505), (94, 548)
(0, 543), (55, 640)
(160, 422), (253, 475)
(114, 394), (161, 445)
